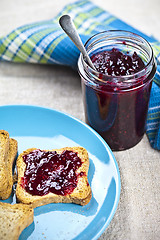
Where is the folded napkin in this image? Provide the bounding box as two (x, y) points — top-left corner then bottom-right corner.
(0, 0), (160, 150)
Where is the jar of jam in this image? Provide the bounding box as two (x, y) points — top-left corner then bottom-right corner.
(78, 30), (156, 151)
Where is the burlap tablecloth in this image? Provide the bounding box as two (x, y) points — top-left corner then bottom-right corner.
(0, 0), (159, 239)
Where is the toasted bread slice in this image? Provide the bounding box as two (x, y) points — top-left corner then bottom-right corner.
(0, 202), (34, 240)
(0, 130), (10, 191)
(0, 138), (18, 199)
(16, 147), (92, 208)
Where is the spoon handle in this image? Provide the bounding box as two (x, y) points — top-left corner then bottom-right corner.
(59, 15), (96, 70)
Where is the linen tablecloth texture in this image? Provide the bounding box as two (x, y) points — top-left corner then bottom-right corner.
(0, 0), (160, 150)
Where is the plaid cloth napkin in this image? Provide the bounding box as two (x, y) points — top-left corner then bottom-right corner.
(0, 0), (160, 150)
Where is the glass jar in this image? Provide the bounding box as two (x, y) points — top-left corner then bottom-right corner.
(78, 30), (156, 151)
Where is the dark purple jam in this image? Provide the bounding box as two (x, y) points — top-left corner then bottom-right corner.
(91, 48), (145, 76)
(21, 149), (84, 196)
(82, 48), (153, 150)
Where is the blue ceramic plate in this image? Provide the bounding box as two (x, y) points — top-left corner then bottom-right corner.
(0, 105), (121, 240)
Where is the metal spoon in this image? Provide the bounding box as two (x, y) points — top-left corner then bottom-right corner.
(59, 14), (96, 70)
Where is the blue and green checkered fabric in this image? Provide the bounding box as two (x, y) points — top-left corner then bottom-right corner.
(0, 0), (160, 150)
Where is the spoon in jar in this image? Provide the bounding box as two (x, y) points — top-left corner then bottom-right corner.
(59, 14), (96, 70)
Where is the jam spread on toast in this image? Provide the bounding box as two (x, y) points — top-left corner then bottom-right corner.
(21, 149), (84, 196)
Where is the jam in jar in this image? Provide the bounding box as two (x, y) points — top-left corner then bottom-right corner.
(78, 31), (156, 151)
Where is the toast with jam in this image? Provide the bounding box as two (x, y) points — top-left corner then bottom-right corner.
(0, 202), (34, 240)
(0, 130), (18, 199)
(16, 147), (92, 207)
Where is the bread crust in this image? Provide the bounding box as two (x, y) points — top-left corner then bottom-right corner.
(0, 202), (34, 240)
(0, 138), (18, 199)
(0, 130), (10, 191)
(16, 147), (92, 208)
